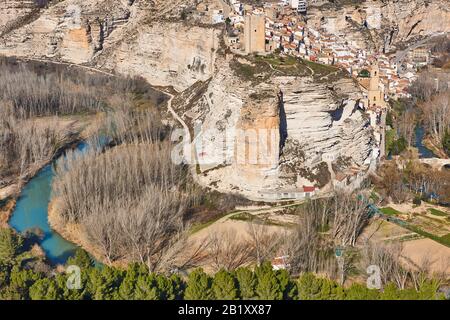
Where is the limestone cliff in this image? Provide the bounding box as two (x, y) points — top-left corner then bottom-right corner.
(173, 56), (374, 199)
(0, 0), (220, 90)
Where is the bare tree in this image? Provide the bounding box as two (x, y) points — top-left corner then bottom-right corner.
(0, 102), (78, 181)
(398, 109), (417, 147)
(372, 161), (408, 203)
(246, 221), (282, 266)
(281, 204), (337, 277)
(332, 192), (370, 247)
(52, 129), (197, 272)
(207, 229), (254, 271)
(362, 242), (410, 289)
(422, 92), (450, 145)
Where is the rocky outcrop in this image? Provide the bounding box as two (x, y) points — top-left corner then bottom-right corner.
(174, 57), (374, 199)
(99, 23), (220, 91)
(308, 0), (450, 51)
(0, 0), (221, 90)
(278, 77), (372, 167)
(0, 0), (38, 34)
(0, 0), (133, 63)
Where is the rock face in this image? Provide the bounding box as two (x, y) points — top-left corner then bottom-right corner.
(100, 23), (220, 91)
(0, 0), (132, 63)
(277, 77), (372, 167)
(0, 0), (38, 32)
(308, 0), (450, 51)
(0, 0), (220, 90)
(173, 57), (374, 199)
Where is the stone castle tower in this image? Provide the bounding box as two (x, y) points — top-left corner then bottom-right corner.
(244, 14), (266, 54)
(368, 64), (385, 108)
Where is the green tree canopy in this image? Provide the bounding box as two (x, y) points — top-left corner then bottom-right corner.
(0, 229), (24, 265)
(235, 267), (256, 299)
(184, 269), (213, 300)
(29, 278), (62, 300)
(66, 248), (94, 269)
(212, 269), (238, 300)
(255, 262), (283, 300)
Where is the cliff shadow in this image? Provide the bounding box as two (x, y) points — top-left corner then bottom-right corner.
(278, 90), (288, 152)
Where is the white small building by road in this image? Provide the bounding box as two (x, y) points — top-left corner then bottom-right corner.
(272, 256), (290, 270)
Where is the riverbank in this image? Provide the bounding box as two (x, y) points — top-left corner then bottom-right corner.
(0, 199), (16, 229)
(0, 122), (93, 223)
(423, 136), (448, 159)
(0, 153), (75, 228)
(48, 198), (128, 268)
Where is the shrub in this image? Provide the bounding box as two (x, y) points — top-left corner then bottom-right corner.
(413, 196), (422, 206)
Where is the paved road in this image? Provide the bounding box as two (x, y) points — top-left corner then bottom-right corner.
(394, 32), (445, 67)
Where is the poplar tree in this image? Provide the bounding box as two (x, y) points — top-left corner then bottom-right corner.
(443, 130), (450, 156)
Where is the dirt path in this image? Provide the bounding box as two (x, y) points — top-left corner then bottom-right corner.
(21, 57), (116, 77)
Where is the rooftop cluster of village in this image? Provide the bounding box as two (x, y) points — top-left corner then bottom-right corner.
(196, 0), (433, 101)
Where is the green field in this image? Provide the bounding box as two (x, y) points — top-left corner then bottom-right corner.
(380, 207), (403, 216)
(428, 208), (448, 217)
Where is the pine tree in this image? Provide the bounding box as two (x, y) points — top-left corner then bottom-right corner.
(235, 267), (256, 299)
(184, 269), (213, 300)
(276, 269), (297, 299)
(134, 272), (160, 300)
(255, 272), (282, 300)
(212, 269), (238, 300)
(29, 278), (62, 300)
(7, 266), (41, 300)
(255, 263), (282, 300)
(0, 229), (24, 265)
(156, 274), (175, 300)
(169, 274), (185, 300)
(345, 283), (380, 300)
(118, 263), (141, 300)
(297, 273), (322, 300)
(88, 267), (123, 300)
(66, 248), (94, 269)
(380, 282), (400, 300)
(55, 273), (87, 300)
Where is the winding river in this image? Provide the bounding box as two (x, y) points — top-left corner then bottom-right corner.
(9, 142), (88, 265)
(414, 125), (437, 158)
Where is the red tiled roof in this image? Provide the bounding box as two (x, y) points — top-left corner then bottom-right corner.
(303, 186), (315, 192)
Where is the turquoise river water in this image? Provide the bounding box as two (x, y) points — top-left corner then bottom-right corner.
(9, 142), (88, 265)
